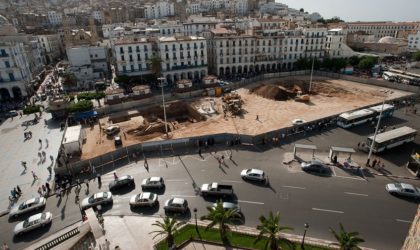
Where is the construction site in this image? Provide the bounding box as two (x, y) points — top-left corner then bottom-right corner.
(81, 76), (413, 159)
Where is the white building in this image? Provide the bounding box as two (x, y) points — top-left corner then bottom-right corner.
(408, 31), (420, 51)
(113, 38), (154, 77)
(92, 10), (104, 24)
(325, 28), (355, 58)
(301, 27), (327, 59)
(346, 21), (419, 40)
(144, 1), (175, 19)
(0, 42), (31, 100)
(47, 11), (63, 26)
(37, 34), (62, 64)
(259, 2), (288, 16)
(183, 17), (219, 36)
(66, 46), (109, 89)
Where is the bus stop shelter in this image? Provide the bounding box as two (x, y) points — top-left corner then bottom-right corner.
(329, 146), (356, 161)
(294, 144), (317, 158)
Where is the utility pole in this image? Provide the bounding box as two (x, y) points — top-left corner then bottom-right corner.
(158, 77), (168, 139)
(367, 99), (385, 165)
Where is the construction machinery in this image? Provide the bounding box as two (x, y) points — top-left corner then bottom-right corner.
(294, 91), (310, 102)
(222, 92), (243, 115)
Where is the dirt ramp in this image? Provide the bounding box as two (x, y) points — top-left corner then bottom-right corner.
(250, 84), (296, 101)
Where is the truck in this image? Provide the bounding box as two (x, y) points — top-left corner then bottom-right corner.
(200, 183), (234, 197)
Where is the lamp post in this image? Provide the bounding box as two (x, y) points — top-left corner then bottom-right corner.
(158, 77), (169, 139)
(366, 99), (385, 166)
(308, 56), (315, 94)
(301, 223), (309, 249)
(193, 208), (198, 233)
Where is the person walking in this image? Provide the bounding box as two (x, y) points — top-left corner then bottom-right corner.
(21, 161), (27, 170)
(198, 148), (202, 158)
(37, 187), (43, 197)
(372, 158), (377, 168)
(13, 188), (20, 197)
(97, 174), (102, 186)
(45, 182), (51, 193)
(84, 179), (89, 190)
(42, 185), (47, 194)
(221, 155), (225, 165)
(75, 186), (81, 204)
(45, 138), (49, 147)
(31, 171), (39, 180)
(47, 166), (52, 175)
(10, 189), (17, 199)
(38, 139), (42, 146)
(113, 172), (118, 180)
(16, 185), (22, 195)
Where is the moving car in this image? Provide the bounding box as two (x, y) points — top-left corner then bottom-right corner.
(81, 192), (113, 210)
(386, 183), (420, 199)
(105, 125), (120, 136)
(109, 175), (135, 191)
(9, 197), (46, 218)
(14, 212), (52, 236)
(164, 198), (188, 213)
(292, 119), (306, 126)
(114, 136), (122, 146)
(141, 177), (165, 189)
(129, 192), (158, 208)
(240, 168), (266, 182)
(301, 160), (330, 174)
(200, 182), (234, 197)
(212, 202), (241, 213)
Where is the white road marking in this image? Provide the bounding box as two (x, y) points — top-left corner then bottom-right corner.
(344, 192), (369, 197)
(170, 194), (197, 198)
(236, 200), (264, 205)
(282, 185), (306, 190)
(113, 195), (132, 199)
(396, 219), (412, 223)
(312, 208), (344, 214)
(221, 180), (243, 183)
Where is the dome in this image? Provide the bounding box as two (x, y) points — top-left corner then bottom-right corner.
(378, 36), (398, 44)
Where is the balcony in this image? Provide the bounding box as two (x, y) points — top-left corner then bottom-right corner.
(0, 53), (9, 58)
(170, 64), (208, 71)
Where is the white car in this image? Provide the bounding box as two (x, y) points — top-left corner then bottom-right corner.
(212, 202), (241, 213)
(81, 192), (113, 210)
(241, 168), (266, 182)
(14, 212), (52, 236)
(386, 183), (420, 199)
(129, 192), (158, 208)
(9, 197), (46, 218)
(164, 198), (188, 214)
(292, 119), (306, 126)
(105, 125), (120, 135)
(141, 177), (165, 189)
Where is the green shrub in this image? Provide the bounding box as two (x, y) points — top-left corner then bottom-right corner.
(23, 105), (41, 115)
(67, 100), (93, 113)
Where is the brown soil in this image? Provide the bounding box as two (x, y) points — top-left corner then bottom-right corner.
(250, 84), (296, 101)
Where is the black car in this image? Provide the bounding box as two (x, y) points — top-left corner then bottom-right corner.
(114, 136), (122, 146)
(301, 160), (330, 174)
(109, 175), (135, 191)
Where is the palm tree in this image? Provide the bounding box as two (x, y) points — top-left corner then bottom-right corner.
(200, 200), (243, 243)
(254, 211), (293, 250)
(148, 54), (163, 78)
(330, 223), (365, 250)
(150, 216), (183, 248)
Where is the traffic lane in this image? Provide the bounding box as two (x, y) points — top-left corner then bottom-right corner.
(0, 192), (83, 250)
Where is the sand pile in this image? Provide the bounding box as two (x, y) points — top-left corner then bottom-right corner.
(250, 84), (296, 101)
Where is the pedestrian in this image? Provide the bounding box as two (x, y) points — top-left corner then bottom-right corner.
(2, 242), (10, 250)
(256, 115), (259, 121)
(229, 150), (233, 160)
(372, 158), (377, 168)
(97, 174), (102, 186)
(47, 166), (52, 175)
(56, 188), (61, 198)
(357, 142), (360, 149)
(84, 179), (89, 189)
(45, 138), (49, 147)
(91, 166), (97, 176)
(218, 157), (222, 167)
(221, 155), (225, 165)
(39, 139), (42, 145)
(381, 162), (385, 170)
(75, 186), (80, 203)
(13, 188), (20, 197)
(42, 185), (46, 193)
(198, 148), (202, 157)
(31, 171), (39, 180)
(37, 187), (42, 196)
(10, 189), (17, 199)
(16, 185), (22, 195)
(76, 179), (81, 188)
(29, 131), (32, 138)
(45, 182), (51, 193)
(42, 151), (46, 157)
(21, 161), (27, 170)
(377, 160), (381, 168)
(113, 172), (118, 180)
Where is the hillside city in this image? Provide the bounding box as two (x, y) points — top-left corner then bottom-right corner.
(1, 0), (420, 249)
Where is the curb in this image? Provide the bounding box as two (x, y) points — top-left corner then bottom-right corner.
(370, 172), (420, 180)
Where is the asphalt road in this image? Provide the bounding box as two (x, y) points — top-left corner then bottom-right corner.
(1, 105), (419, 250)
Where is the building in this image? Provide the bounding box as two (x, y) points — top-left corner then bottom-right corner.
(66, 46), (110, 89)
(259, 2), (288, 16)
(92, 10), (104, 24)
(345, 21), (419, 40)
(325, 28), (355, 58)
(37, 34), (62, 64)
(144, 1), (175, 19)
(408, 31), (420, 51)
(63, 17), (98, 49)
(47, 11), (63, 26)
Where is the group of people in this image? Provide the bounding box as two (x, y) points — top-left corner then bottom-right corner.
(23, 131), (33, 140)
(37, 183), (51, 197)
(9, 186), (22, 201)
(370, 158), (385, 170)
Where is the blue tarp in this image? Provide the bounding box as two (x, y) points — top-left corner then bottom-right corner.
(72, 110), (97, 121)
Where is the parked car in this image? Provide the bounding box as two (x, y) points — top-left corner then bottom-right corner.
(109, 175), (135, 191)
(6, 110), (18, 118)
(141, 177), (165, 189)
(240, 168), (266, 182)
(164, 198), (188, 214)
(9, 197), (46, 218)
(105, 125), (120, 136)
(386, 183), (420, 199)
(200, 182), (234, 197)
(212, 202), (241, 213)
(129, 192), (158, 208)
(301, 160), (330, 174)
(81, 192), (113, 210)
(114, 136), (122, 146)
(14, 212), (52, 236)
(292, 119), (306, 126)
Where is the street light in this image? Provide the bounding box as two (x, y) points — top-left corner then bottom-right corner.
(366, 99), (385, 166)
(158, 77), (169, 139)
(301, 223), (309, 249)
(193, 208), (198, 233)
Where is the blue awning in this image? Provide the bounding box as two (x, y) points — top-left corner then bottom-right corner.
(73, 110), (97, 121)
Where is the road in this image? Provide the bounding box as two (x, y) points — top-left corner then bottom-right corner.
(1, 105), (419, 250)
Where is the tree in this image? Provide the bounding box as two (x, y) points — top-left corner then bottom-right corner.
(67, 100), (93, 113)
(299, 8), (304, 12)
(150, 216), (184, 248)
(148, 54), (163, 78)
(413, 51), (420, 61)
(255, 211), (293, 250)
(348, 56), (361, 67)
(330, 223), (365, 250)
(358, 56), (378, 70)
(200, 200), (243, 243)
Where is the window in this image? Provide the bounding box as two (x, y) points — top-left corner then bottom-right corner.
(136, 46), (140, 52)
(121, 55), (125, 61)
(5, 61), (10, 68)
(119, 47), (124, 53)
(129, 55), (133, 62)
(166, 63), (170, 70)
(138, 64), (142, 70)
(165, 45), (168, 51)
(128, 46), (132, 53)
(137, 54), (141, 61)
(130, 65), (134, 71)
(8, 73), (15, 81)
(172, 44), (176, 50)
(122, 66), (126, 72)
(144, 45), (148, 51)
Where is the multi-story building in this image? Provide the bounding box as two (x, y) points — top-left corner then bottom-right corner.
(92, 10), (104, 24)
(47, 11), (63, 26)
(183, 17), (219, 36)
(144, 1), (175, 19)
(301, 27), (327, 59)
(259, 2), (288, 16)
(408, 31), (420, 51)
(325, 28), (355, 58)
(113, 36), (207, 84)
(0, 42), (32, 100)
(345, 21), (420, 40)
(37, 34), (62, 64)
(66, 46), (110, 89)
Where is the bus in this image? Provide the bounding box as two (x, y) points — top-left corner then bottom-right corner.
(337, 109), (376, 128)
(337, 104), (395, 128)
(365, 126), (417, 153)
(382, 71), (396, 81)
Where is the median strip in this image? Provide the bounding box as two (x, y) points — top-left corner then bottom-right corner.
(312, 208), (344, 214)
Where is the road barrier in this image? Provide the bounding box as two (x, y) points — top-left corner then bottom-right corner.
(35, 227), (80, 250)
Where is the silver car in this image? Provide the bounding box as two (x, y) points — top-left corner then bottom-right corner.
(212, 202), (241, 213)
(9, 197), (46, 218)
(81, 192), (113, 210)
(386, 183), (420, 199)
(129, 192), (158, 208)
(240, 168), (266, 182)
(14, 212), (52, 236)
(141, 177), (165, 189)
(164, 198), (188, 214)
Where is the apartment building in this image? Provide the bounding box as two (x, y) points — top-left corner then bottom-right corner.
(325, 28), (355, 58)
(92, 10), (104, 24)
(345, 21), (419, 40)
(408, 31), (420, 51)
(37, 34), (62, 64)
(301, 27), (327, 58)
(47, 11), (63, 26)
(144, 1), (175, 19)
(0, 42), (32, 100)
(113, 38), (154, 77)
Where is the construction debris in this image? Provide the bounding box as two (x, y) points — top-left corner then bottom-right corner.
(222, 92), (243, 115)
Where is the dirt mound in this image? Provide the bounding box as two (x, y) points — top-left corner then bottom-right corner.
(250, 84), (296, 101)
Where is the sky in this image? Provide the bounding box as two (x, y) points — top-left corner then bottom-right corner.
(278, 0), (420, 22)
